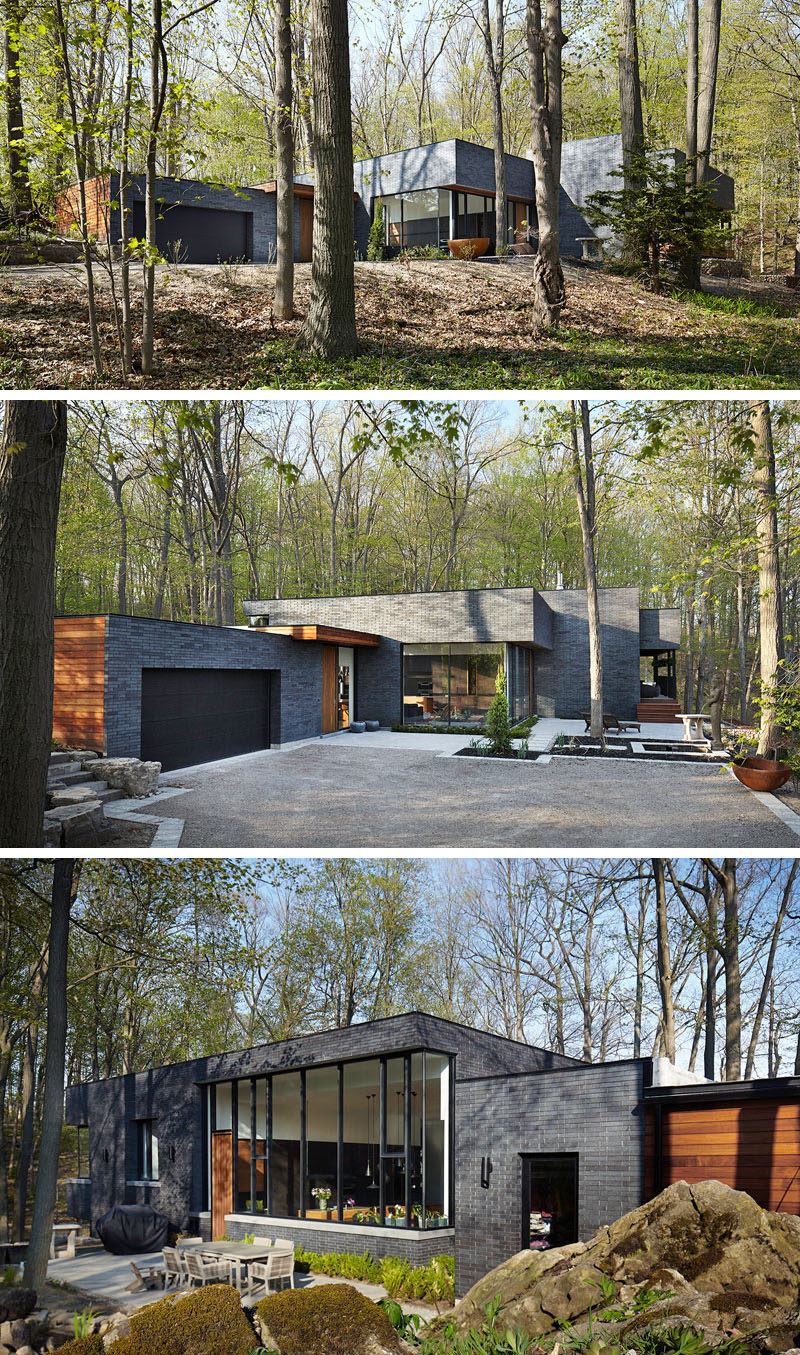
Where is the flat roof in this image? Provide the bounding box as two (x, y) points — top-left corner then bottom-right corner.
(644, 1074), (800, 1103)
(255, 623), (381, 647)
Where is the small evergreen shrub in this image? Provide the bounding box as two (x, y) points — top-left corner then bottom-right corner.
(293, 1248), (455, 1303)
(381, 1255), (412, 1297)
(57, 1337), (105, 1355)
(368, 201), (387, 261)
(485, 668), (512, 755)
(112, 1283), (256, 1355)
(256, 1282), (401, 1355)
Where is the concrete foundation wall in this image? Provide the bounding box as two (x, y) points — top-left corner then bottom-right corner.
(455, 1061), (648, 1294)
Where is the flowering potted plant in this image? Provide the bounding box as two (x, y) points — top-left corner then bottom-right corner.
(311, 1186), (333, 1217)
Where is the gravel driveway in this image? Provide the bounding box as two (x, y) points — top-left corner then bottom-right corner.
(162, 740), (800, 849)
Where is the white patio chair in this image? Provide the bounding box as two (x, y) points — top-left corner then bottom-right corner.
(248, 1248), (294, 1299)
(162, 1246), (187, 1288)
(251, 1235), (273, 1246)
(185, 1250), (232, 1287)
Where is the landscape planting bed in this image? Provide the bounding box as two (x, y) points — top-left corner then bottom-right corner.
(456, 736), (728, 765)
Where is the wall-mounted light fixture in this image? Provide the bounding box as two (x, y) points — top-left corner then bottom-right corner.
(480, 1156), (492, 1189)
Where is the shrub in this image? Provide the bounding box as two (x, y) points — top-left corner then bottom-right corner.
(57, 1338), (105, 1355)
(485, 668), (512, 755)
(294, 1248), (454, 1304)
(112, 1283), (256, 1355)
(256, 1281), (401, 1355)
(381, 1255), (411, 1298)
(368, 202), (387, 261)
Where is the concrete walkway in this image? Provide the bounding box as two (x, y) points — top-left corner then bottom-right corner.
(158, 733), (800, 849)
(47, 1247), (438, 1320)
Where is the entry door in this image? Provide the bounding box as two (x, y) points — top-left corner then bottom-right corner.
(322, 645), (338, 733)
(299, 198), (313, 261)
(211, 1130), (233, 1240)
(337, 646), (354, 728)
(521, 1153), (578, 1251)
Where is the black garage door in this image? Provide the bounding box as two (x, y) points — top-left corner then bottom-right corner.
(140, 668), (270, 771)
(131, 201), (252, 263)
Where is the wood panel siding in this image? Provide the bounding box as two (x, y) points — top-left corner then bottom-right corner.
(54, 176), (112, 240)
(53, 617), (106, 751)
(648, 1098), (800, 1215)
(322, 645), (337, 733)
(212, 1130), (233, 1240)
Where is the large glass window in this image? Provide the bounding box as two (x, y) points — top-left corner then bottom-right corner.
(209, 1051), (453, 1229)
(306, 1064), (339, 1215)
(378, 189), (450, 250)
(425, 1054), (451, 1225)
(136, 1120), (159, 1181)
(272, 1071), (301, 1218)
(403, 643), (505, 724)
(508, 645), (533, 722)
(343, 1059), (380, 1223)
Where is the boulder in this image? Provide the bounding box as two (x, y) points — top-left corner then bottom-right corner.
(49, 785), (100, 807)
(446, 1182), (800, 1342)
(42, 817), (62, 846)
(0, 1291), (37, 1325)
(43, 800), (107, 845)
(90, 759), (161, 797)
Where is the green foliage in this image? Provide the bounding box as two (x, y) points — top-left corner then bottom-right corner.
(398, 245), (450, 260)
(74, 1305), (100, 1338)
(682, 291), (789, 319)
(57, 1337), (106, 1355)
(485, 669), (512, 755)
(420, 1297), (533, 1354)
(510, 717), (539, 737)
(113, 1282), (257, 1355)
(293, 1249), (454, 1304)
(368, 202), (388, 261)
(586, 149), (725, 288)
(379, 1297), (423, 1341)
(1, 1265), (18, 1285)
(256, 1281), (399, 1355)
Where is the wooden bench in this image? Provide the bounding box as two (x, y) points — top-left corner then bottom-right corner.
(580, 711), (641, 734)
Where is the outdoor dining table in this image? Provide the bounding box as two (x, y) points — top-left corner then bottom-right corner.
(182, 1239), (293, 1297)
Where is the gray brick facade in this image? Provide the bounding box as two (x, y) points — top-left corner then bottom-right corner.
(101, 615), (322, 755)
(455, 1061), (649, 1293)
(224, 1215), (455, 1263)
(639, 607), (681, 649)
(245, 585), (656, 720)
(63, 1013), (584, 1267)
(106, 174), (303, 263)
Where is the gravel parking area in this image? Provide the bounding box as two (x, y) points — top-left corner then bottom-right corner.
(165, 739), (800, 849)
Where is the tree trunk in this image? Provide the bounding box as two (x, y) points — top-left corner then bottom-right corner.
(13, 1017), (39, 1240)
(526, 0), (566, 328)
(751, 400), (783, 755)
(274, 0), (295, 320)
(617, 0), (644, 197)
(653, 858), (676, 1062)
(118, 0), (135, 374)
(3, 0), (33, 218)
(480, 0), (507, 256)
(685, 0), (698, 185)
(696, 0), (721, 184)
(569, 401), (603, 736)
(792, 102), (800, 276)
(0, 401), (68, 847)
(704, 866), (717, 1079)
(142, 0), (167, 376)
(300, 0), (359, 355)
(23, 861), (78, 1290)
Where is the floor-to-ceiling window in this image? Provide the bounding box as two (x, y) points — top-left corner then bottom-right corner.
(403, 643), (508, 725)
(507, 645), (533, 722)
(378, 189), (450, 251)
(209, 1050), (453, 1229)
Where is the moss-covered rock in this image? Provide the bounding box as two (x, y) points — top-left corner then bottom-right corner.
(56, 1336), (106, 1355)
(255, 1281), (406, 1355)
(111, 1283), (256, 1355)
(445, 1182), (800, 1342)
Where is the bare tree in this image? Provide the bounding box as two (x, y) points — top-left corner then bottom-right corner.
(0, 401), (68, 847)
(274, 0), (295, 319)
(526, 0), (566, 328)
(751, 400), (783, 755)
(569, 401), (603, 737)
(23, 861), (80, 1289)
(300, 0), (359, 355)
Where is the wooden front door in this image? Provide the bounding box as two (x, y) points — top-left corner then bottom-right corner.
(299, 198), (313, 262)
(322, 645), (338, 733)
(211, 1130), (233, 1240)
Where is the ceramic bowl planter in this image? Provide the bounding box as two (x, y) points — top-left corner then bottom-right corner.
(447, 237), (490, 260)
(732, 756), (792, 792)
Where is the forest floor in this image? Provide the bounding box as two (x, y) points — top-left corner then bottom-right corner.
(2, 257), (798, 389)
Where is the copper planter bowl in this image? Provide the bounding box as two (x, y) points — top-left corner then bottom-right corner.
(448, 237), (490, 260)
(732, 757), (792, 792)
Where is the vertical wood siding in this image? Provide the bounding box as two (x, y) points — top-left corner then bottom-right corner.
(53, 616), (107, 750)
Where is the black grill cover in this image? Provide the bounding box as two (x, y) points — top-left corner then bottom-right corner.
(95, 1203), (171, 1254)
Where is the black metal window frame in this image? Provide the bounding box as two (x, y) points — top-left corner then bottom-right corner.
(206, 1047), (454, 1230)
(136, 1118), (159, 1181)
(519, 1150), (579, 1251)
(401, 642), (525, 726)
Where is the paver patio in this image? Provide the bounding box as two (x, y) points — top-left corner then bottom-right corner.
(157, 727), (800, 849)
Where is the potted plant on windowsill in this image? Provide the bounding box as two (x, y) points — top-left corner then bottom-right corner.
(311, 1186), (333, 1219)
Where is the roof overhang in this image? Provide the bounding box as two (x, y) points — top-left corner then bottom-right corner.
(257, 624), (381, 647)
(640, 642), (680, 654)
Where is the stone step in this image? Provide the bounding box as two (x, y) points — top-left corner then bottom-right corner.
(46, 766), (87, 788)
(75, 781), (124, 805)
(49, 750), (75, 766)
(43, 799), (109, 847)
